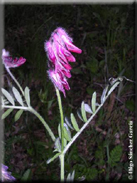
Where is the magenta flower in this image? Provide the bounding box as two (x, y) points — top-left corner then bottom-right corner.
(2, 49), (26, 68)
(45, 27), (82, 97)
(48, 69), (70, 97)
(1, 164), (16, 182)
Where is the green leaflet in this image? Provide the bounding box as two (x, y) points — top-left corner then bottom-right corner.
(108, 145), (122, 167)
(91, 92), (96, 113)
(1, 96), (9, 105)
(58, 124), (67, 147)
(65, 117), (74, 130)
(21, 169), (31, 181)
(12, 87), (24, 106)
(24, 86), (30, 106)
(2, 88), (15, 105)
(107, 82), (120, 96)
(14, 109), (23, 122)
(64, 125), (71, 142)
(58, 124), (61, 139)
(54, 138), (61, 152)
(64, 138), (67, 147)
(84, 103), (93, 114)
(77, 109), (84, 121)
(101, 85), (109, 104)
(81, 101), (87, 122)
(47, 152), (61, 164)
(70, 113), (80, 132)
(2, 108), (13, 120)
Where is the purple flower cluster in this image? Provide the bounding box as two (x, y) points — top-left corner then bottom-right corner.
(44, 27), (82, 97)
(1, 164), (16, 182)
(2, 49), (26, 69)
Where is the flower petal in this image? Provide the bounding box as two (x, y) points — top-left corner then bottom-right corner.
(62, 35), (82, 54)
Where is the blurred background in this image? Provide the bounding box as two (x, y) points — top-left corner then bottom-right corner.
(4, 4), (135, 181)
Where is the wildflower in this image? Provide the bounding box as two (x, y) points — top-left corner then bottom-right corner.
(45, 27), (82, 96)
(2, 49), (26, 68)
(1, 164), (16, 182)
(48, 69), (70, 97)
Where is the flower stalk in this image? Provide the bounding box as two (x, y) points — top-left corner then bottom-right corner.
(55, 87), (65, 181)
(59, 153), (65, 181)
(56, 87), (65, 150)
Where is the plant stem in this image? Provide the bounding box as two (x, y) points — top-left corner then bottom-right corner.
(55, 87), (65, 181)
(5, 67), (24, 96)
(63, 103), (103, 154)
(60, 153), (65, 182)
(29, 107), (56, 142)
(55, 88), (64, 151)
(1, 105), (28, 110)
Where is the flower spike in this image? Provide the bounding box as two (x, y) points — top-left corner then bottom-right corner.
(45, 27), (82, 97)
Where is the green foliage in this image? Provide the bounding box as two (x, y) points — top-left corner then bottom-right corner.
(21, 169), (32, 181)
(91, 92), (97, 113)
(108, 145), (122, 167)
(2, 88), (15, 105)
(12, 87), (24, 106)
(2, 108), (13, 119)
(14, 109), (24, 122)
(81, 101), (88, 122)
(70, 113), (80, 132)
(24, 87), (30, 106)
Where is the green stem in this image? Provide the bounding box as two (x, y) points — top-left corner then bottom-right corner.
(2, 105), (28, 110)
(55, 87), (65, 181)
(6, 67), (24, 96)
(29, 107), (56, 142)
(60, 154), (65, 182)
(2, 104), (56, 142)
(55, 88), (64, 151)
